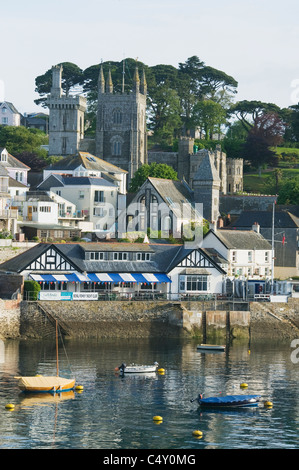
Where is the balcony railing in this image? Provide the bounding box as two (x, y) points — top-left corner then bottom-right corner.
(0, 209), (18, 219)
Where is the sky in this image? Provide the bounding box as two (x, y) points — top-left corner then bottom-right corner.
(1, 0), (299, 115)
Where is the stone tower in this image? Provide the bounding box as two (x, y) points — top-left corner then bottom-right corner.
(47, 65), (87, 156)
(96, 64), (147, 185)
(193, 151), (221, 222)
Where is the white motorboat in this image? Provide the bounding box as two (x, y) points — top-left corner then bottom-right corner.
(116, 362), (159, 374)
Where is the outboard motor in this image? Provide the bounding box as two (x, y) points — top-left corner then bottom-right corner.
(119, 363), (126, 373)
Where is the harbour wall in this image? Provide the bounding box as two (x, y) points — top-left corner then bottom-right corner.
(0, 298), (298, 341)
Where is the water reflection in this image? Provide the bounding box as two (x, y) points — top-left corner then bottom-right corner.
(0, 338), (298, 449)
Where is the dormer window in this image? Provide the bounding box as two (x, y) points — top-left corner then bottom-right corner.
(113, 252), (127, 261)
(0, 150), (7, 162)
(2, 107), (7, 113)
(136, 252), (151, 261)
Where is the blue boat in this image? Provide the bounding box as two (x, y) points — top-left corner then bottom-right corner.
(194, 394), (261, 408)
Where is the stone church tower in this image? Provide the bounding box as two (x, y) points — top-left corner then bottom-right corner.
(96, 65), (147, 184)
(47, 65), (87, 156)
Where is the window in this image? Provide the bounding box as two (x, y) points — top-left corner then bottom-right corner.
(39, 206), (51, 212)
(94, 190), (104, 203)
(89, 252), (104, 260)
(179, 275), (209, 292)
(2, 107), (7, 113)
(265, 251), (269, 262)
(113, 110), (122, 124)
(93, 207), (104, 217)
(232, 251), (237, 262)
(113, 252), (128, 261)
(2, 117), (8, 124)
(79, 190), (84, 199)
(113, 141), (122, 156)
(136, 253), (151, 261)
(248, 251), (252, 262)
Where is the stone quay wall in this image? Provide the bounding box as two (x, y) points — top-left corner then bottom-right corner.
(1, 299), (299, 341)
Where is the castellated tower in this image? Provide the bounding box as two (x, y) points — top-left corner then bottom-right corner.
(193, 151), (221, 222)
(47, 65), (87, 156)
(96, 64), (147, 185)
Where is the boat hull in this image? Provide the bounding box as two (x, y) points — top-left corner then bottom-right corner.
(17, 376), (76, 393)
(121, 366), (157, 374)
(197, 344), (225, 351)
(197, 395), (261, 408)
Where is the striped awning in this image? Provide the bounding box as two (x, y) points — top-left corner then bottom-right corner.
(30, 272), (171, 284)
(30, 272), (89, 283)
(86, 272), (171, 283)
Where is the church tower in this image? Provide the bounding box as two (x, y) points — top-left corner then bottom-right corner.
(47, 65), (87, 156)
(96, 63), (147, 185)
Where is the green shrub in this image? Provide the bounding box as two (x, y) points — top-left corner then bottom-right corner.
(24, 280), (41, 301)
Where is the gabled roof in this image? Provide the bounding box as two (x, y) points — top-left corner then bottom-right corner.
(165, 245), (227, 274)
(206, 229), (272, 250)
(44, 152), (127, 174)
(0, 148), (30, 170)
(0, 102), (20, 114)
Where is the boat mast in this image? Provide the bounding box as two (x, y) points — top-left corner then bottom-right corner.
(271, 201), (275, 294)
(56, 320), (59, 377)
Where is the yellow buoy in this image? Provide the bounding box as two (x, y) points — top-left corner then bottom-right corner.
(153, 415), (163, 422)
(192, 430), (203, 437)
(5, 403), (15, 410)
(240, 383), (248, 388)
(264, 401), (273, 407)
(158, 368), (165, 373)
(75, 385), (84, 391)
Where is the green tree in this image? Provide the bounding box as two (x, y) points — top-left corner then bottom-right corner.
(228, 100), (281, 133)
(34, 62), (84, 107)
(277, 177), (299, 204)
(0, 126), (48, 155)
(192, 99), (227, 139)
(129, 163), (178, 192)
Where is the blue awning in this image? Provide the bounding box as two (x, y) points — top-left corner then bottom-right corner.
(86, 273), (172, 284)
(30, 272), (172, 284)
(30, 272), (89, 283)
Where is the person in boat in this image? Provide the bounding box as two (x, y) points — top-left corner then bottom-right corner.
(119, 363), (126, 372)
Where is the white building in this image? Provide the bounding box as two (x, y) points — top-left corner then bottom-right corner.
(0, 102), (21, 126)
(37, 175), (119, 234)
(202, 226), (272, 279)
(0, 148), (30, 186)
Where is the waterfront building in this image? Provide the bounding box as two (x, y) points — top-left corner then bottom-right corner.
(231, 210), (299, 279)
(0, 241), (227, 301)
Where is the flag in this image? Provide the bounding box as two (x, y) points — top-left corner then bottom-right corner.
(282, 234), (286, 245)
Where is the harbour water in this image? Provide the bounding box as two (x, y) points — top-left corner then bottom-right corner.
(0, 337), (299, 450)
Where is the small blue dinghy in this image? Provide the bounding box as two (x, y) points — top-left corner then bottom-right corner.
(194, 394), (261, 408)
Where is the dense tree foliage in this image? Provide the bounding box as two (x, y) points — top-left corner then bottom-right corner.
(128, 163), (178, 193)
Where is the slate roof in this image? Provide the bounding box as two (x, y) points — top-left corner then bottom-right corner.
(209, 229), (272, 250)
(0, 102), (20, 114)
(141, 177), (198, 220)
(38, 174), (116, 190)
(232, 211), (299, 229)
(0, 148), (30, 170)
(44, 152), (127, 174)
(0, 242), (183, 275)
(193, 152), (220, 182)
